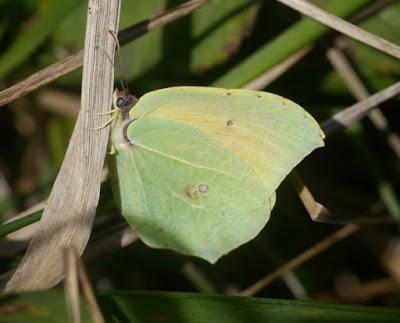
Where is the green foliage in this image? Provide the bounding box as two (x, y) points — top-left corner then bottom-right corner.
(1, 0), (400, 320)
(0, 0), (81, 79)
(212, 0), (374, 87)
(2, 290), (400, 323)
(51, 0), (259, 84)
(352, 2), (400, 89)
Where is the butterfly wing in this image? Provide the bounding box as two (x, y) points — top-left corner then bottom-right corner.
(131, 87), (325, 194)
(110, 86), (324, 262)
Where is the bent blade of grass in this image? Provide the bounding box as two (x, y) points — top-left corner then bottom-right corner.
(4, 0), (121, 293)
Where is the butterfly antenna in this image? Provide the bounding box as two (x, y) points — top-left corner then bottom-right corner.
(108, 30), (129, 93)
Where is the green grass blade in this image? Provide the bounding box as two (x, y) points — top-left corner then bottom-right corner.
(212, 0), (374, 88)
(0, 210), (42, 239)
(0, 0), (80, 79)
(2, 290), (400, 323)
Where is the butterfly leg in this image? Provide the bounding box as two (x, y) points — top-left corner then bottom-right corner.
(97, 108), (118, 116)
(85, 116), (116, 131)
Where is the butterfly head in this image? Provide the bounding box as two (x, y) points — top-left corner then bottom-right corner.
(113, 88), (137, 120)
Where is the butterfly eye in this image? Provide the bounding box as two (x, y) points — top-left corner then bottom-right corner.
(116, 97), (126, 109)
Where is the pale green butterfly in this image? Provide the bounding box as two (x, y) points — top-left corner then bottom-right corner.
(109, 86), (325, 263)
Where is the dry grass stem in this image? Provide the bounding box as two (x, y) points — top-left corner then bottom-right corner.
(76, 253), (105, 323)
(63, 247), (105, 323)
(337, 277), (399, 303)
(322, 81), (400, 136)
(279, 270), (310, 300)
(289, 173), (332, 222)
(326, 47), (400, 159)
(4, 0), (121, 292)
(0, 0), (207, 108)
(350, 0), (397, 23)
(126, 0), (208, 41)
(36, 89), (80, 117)
(276, 0), (400, 59)
(63, 248), (81, 323)
(244, 45), (313, 90)
(240, 224), (359, 296)
(0, 53), (82, 108)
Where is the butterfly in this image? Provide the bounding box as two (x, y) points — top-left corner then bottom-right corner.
(108, 86), (324, 263)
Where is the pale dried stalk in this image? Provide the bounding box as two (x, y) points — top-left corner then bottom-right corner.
(240, 224), (359, 296)
(4, 0), (121, 292)
(322, 81), (400, 136)
(76, 252), (105, 323)
(63, 248), (81, 323)
(0, 0), (207, 108)
(289, 173), (332, 222)
(276, 0), (400, 60)
(64, 247), (105, 323)
(326, 47), (400, 159)
(0, 53), (82, 108)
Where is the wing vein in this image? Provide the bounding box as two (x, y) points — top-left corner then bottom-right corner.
(136, 143), (231, 176)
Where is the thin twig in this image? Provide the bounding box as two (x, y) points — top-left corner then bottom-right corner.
(63, 248), (81, 323)
(0, 0), (207, 108)
(63, 247), (105, 323)
(118, 0), (207, 45)
(251, 240), (311, 300)
(182, 262), (218, 294)
(76, 252), (105, 323)
(289, 173), (332, 222)
(322, 81), (400, 136)
(0, 53), (82, 108)
(240, 224), (359, 296)
(350, 0), (397, 23)
(326, 46), (400, 159)
(276, 0), (400, 59)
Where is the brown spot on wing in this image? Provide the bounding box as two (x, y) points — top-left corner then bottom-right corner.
(185, 183), (209, 199)
(185, 184), (199, 200)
